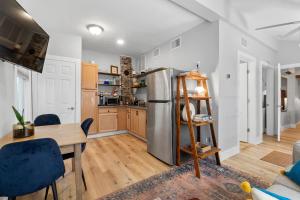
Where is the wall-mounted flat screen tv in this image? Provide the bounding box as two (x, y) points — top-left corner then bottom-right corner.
(0, 0), (49, 73)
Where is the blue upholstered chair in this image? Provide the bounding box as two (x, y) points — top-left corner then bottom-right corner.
(45, 118), (93, 196)
(0, 138), (65, 200)
(34, 114), (61, 126)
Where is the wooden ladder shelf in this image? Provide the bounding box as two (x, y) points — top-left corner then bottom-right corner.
(176, 71), (221, 178)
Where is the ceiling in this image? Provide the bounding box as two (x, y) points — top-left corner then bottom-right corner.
(17, 0), (203, 56)
(228, 0), (300, 41)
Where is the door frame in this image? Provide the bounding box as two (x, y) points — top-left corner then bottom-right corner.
(237, 51), (257, 145)
(258, 61), (274, 142)
(31, 55), (81, 123)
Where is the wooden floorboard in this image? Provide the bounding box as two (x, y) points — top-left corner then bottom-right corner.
(18, 134), (169, 200)
(224, 125), (300, 183)
(17, 125), (300, 199)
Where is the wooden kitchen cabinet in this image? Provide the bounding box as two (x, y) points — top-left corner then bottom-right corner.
(130, 108), (147, 139)
(81, 90), (98, 134)
(130, 109), (139, 134)
(117, 107), (127, 130)
(138, 110), (147, 138)
(99, 108), (118, 132)
(81, 63), (98, 90)
(126, 108), (131, 130)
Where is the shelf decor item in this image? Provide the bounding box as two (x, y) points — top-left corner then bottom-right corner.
(111, 65), (119, 74)
(12, 106), (34, 138)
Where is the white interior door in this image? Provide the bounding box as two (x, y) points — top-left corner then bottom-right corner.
(266, 68), (275, 135)
(36, 59), (76, 123)
(239, 62), (249, 142)
(275, 64), (281, 141)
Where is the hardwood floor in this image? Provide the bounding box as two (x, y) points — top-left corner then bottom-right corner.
(18, 125), (300, 199)
(224, 125), (300, 183)
(18, 134), (169, 200)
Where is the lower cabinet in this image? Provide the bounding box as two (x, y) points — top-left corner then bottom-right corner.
(98, 108), (118, 132)
(138, 110), (146, 138)
(126, 108), (131, 131)
(130, 109), (147, 139)
(98, 107), (146, 139)
(117, 107), (127, 130)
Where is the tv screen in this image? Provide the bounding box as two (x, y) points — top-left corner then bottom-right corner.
(0, 0), (49, 73)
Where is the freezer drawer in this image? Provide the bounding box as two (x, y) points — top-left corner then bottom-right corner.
(147, 69), (171, 101)
(147, 101), (173, 164)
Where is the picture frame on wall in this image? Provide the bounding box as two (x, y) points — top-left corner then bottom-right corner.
(111, 65), (118, 74)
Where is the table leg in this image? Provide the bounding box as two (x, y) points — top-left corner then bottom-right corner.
(74, 144), (82, 200)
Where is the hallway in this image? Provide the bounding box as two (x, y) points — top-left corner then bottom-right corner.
(224, 124), (300, 183)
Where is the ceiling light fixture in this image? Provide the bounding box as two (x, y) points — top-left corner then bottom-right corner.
(116, 39), (125, 45)
(87, 24), (104, 36)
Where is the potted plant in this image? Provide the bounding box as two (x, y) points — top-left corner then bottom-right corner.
(12, 106), (34, 138)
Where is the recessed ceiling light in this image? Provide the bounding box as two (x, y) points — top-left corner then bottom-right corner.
(87, 24), (104, 36)
(117, 39), (125, 45)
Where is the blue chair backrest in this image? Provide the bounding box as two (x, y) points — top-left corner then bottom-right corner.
(0, 138), (65, 197)
(81, 118), (93, 152)
(34, 114), (61, 126)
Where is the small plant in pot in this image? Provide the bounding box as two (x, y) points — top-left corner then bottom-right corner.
(12, 106), (34, 138)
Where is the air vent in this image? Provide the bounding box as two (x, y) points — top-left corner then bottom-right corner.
(241, 37), (247, 48)
(171, 37), (181, 49)
(153, 48), (160, 57)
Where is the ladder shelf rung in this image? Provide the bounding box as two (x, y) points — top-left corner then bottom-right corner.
(180, 120), (213, 126)
(181, 146), (221, 159)
(180, 96), (211, 100)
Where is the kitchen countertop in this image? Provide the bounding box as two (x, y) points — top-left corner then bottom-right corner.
(98, 105), (147, 110)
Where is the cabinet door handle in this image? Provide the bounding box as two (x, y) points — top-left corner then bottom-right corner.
(136, 111), (138, 115)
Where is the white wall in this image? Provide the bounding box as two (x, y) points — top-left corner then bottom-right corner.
(296, 79), (300, 124)
(143, 21), (219, 104)
(82, 49), (138, 73)
(281, 73), (300, 129)
(144, 22), (219, 73)
(141, 20), (277, 159)
(47, 32), (82, 59)
(141, 21), (220, 149)
(278, 41), (300, 65)
(0, 62), (16, 137)
(82, 50), (120, 72)
(218, 20), (277, 158)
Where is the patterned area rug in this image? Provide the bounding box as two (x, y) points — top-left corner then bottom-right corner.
(99, 160), (270, 200)
(261, 151), (292, 167)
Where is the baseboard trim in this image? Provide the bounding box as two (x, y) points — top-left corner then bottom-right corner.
(220, 145), (239, 161)
(87, 130), (127, 139)
(128, 131), (147, 142)
(281, 123), (296, 131)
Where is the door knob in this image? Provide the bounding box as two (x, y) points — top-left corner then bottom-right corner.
(68, 107), (75, 110)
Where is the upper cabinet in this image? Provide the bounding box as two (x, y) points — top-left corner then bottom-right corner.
(81, 63), (98, 90)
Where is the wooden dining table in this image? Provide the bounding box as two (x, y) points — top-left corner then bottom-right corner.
(0, 123), (87, 200)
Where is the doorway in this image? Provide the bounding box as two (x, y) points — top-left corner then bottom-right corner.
(32, 57), (79, 123)
(261, 64), (274, 137)
(238, 51), (257, 144)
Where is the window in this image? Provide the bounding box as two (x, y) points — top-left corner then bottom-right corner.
(15, 66), (32, 121)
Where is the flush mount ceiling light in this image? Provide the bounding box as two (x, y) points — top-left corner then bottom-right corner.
(116, 39), (125, 45)
(87, 24), (104, 36)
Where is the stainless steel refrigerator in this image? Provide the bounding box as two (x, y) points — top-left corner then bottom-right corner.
(146, 68), (181, 165)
